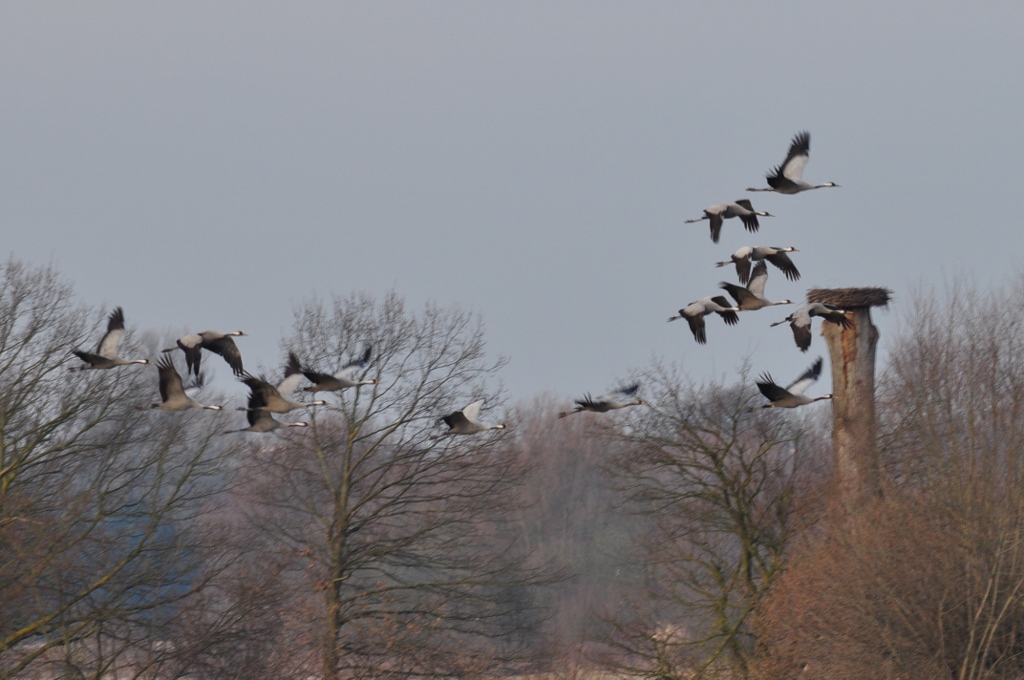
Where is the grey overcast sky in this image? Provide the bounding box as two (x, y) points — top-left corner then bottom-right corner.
(2, 2), (1022, 401)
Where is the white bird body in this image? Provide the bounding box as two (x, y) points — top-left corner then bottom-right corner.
(669, 296), (740, 345)
(716, 246), (800, 285)
(437, 400), (506, 436)
(747, 132), (839, 194)
(719, 262), (793, 312)
(771, 303), (852, 352)
(559, 383), (644, 418)
(301, 346), (380, 392)
(755, 357), (832, 409)
(685, 200), (773, 243)
(71, 307), (151, 370)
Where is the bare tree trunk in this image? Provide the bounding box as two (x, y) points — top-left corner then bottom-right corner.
(822, 307), (881, 510)
(322, 445), (350, 680)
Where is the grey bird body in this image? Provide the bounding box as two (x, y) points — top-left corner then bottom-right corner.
(144, 355), (223, 411)
(224, 387), (309, 434)
(719, 262), (793, 312)
(240, 353), (329, 414)
(771, 303), (852, 352)
(559, 383), (644, 418)
(716, 245), (800, 285)
(669, 296), (740, 345)
(685, 200), (773, 243)
(436, 400), (506, 436)
(71, 307), (151, 370)
(747, 132), (839, 194)
(301, 346), (380, 393)
(163, 330), (247, 378)
(755, 357), (832, 409)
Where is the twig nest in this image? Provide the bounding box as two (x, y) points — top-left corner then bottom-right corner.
(807, 287), (892, 309)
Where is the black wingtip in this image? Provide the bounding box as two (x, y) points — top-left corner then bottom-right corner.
(107, 306), (126, 330)
(620, 383), (641, 396)
(285, 351), (303, 376)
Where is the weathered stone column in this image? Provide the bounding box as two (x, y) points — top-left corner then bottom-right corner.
(808, 287), (891, 511)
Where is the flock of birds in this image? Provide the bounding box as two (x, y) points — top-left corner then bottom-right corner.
(69, 310), (506, 436)
(532, 132), (850, 419)
(675, 131), (850, 410)
(66, 132), (850, 433)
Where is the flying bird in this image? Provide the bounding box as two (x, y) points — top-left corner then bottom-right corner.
(719, 262), (793, 312)
(668, 296), (740, 345)
(771, 303), (852, 352)
(747, 131), (839, 194)
(163, 330), (247, 378)
(435, 400), (507, 436)
(558, 383), (644, 418)
(685, 200), (773, 243)
(715, 246), (800, 285)
(753, 357), (832, 409)
(224, 387), (309, 434)
(141, 355), (223, 411)
(70, 307), (151, 370)
(301, 346), (380, 393)
(239, 353), (329, 414)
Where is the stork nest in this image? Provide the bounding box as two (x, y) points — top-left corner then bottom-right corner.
(807, 287), (892, 309)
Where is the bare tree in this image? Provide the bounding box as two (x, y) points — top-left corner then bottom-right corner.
(600, 361), (821, 679)
(0, 260), (244, 680)
(239, 292), (547, 680)
(754, 278), (1024, 680)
